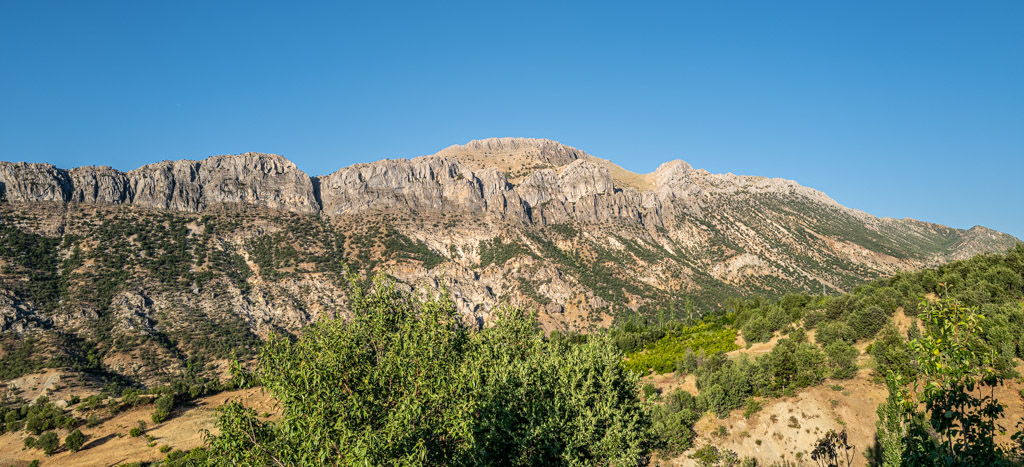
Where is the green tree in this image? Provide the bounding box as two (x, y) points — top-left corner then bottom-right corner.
(824, 341), (858, 380)
(652, 389), (701, 454)
(37, 430), (59, 455)
(200, 276), (653, 466)
(869, 324), (917, 381)
(65, 428), (86, 452)
(152, 394), (174, 424)
(762, 336), (826, 393)
(875, 374), (910, 467)
(465, 307), (651, 465)
(877, 287), (1023, 465)
(741, 316), (772, 343)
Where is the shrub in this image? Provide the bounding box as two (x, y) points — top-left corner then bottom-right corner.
(824, 341), (859, 380)
(697, 355), (756, 417)
(65, 429), (86, 452)
(37, 431), (59, 455)
(152, 394), (174, 423)
(803, 309), (825, 329)
(129, 427), (142, 437)
(869, 324), (916, 381)
(761, 337), (827, 394)
(23, 397), (71, 435)
(691, 444), (721, 466)
(815, 321), (854, 347)
(679, 348), (699, 374)
(652, 389), (701, 454)
(743, 398), (763, 419)
(847, 305), (889, 340)
(741, 316), (773, 344)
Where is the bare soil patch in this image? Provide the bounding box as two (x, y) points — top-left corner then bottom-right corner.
(0, 387), (275, 466)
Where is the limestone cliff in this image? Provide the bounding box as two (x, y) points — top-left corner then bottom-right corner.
(0, 138), (1018, 385)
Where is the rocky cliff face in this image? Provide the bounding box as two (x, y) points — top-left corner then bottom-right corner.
(0, 138), (1018, 385)
(0, 139), (863, 227)
(1, 153), (318, 213)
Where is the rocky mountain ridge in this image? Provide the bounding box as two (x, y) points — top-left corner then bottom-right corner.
(0, 153), (318, 213)
(0, 138), (1018, 385)
(0, 138), (918, 226)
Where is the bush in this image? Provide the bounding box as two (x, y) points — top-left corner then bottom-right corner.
(652, 389), (701, 454)
(869, 324), (917, 381)
(743, 398), (763, 418)
(847, 305), (889, 340)
(129, 427), (142, 437)
(23, 397), (73, 435)
(37, 431), (59, 455)
(120, 388), (141, 408)
(741, 316), (773, 344)
(697, 356), (755, 417)
(152, 394), (174, 423)
(65, 428), (86, 452)
(824, 341), (859, 379)
(691, 444), (722, 466)
(761, 337), (827, 394)
(803, 309), (825, 329)
(815, 321), (854, 347)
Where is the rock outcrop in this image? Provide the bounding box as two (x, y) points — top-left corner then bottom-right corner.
(1, 153), (318, 213)
(0, 162), (72, 203)
(0, 140), (861, 227)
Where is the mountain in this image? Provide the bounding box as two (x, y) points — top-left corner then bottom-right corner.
(0, 138), (1017, 384)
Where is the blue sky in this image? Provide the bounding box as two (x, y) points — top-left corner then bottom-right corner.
(2, 1), (1022, 238)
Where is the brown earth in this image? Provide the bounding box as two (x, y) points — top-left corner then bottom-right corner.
(0, 387), (275, 467)
(645, 311), (1024, 466)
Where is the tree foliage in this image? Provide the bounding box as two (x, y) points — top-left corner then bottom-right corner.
(198, 276), (652, 466)
(876, 286), (1024, 465)
(36, 430), (59, 455)
(65, 428), (86, 452)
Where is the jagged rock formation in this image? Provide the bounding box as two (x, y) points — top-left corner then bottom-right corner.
(1, 153), (317, 213)
(0, 139), (891, 228)
(0, 138), (1018, 385)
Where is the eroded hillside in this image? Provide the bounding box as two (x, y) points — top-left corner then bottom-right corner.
(0, 138), (1018, 387)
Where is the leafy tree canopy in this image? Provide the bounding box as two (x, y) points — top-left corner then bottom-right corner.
(195, 276), (652, 466)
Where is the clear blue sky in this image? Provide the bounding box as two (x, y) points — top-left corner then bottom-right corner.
(2, 1), (1022, 239)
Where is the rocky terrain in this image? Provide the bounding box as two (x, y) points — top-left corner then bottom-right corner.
(0, 137), (1018, 386)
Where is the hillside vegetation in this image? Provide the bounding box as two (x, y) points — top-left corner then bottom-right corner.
(1, 139), (1022, 465)
(0, 245), (1022, 465)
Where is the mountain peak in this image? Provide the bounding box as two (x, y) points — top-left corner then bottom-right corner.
(434, 138), (588, 181)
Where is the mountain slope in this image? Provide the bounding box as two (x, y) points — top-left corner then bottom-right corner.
(0, 138), (1017, 385)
